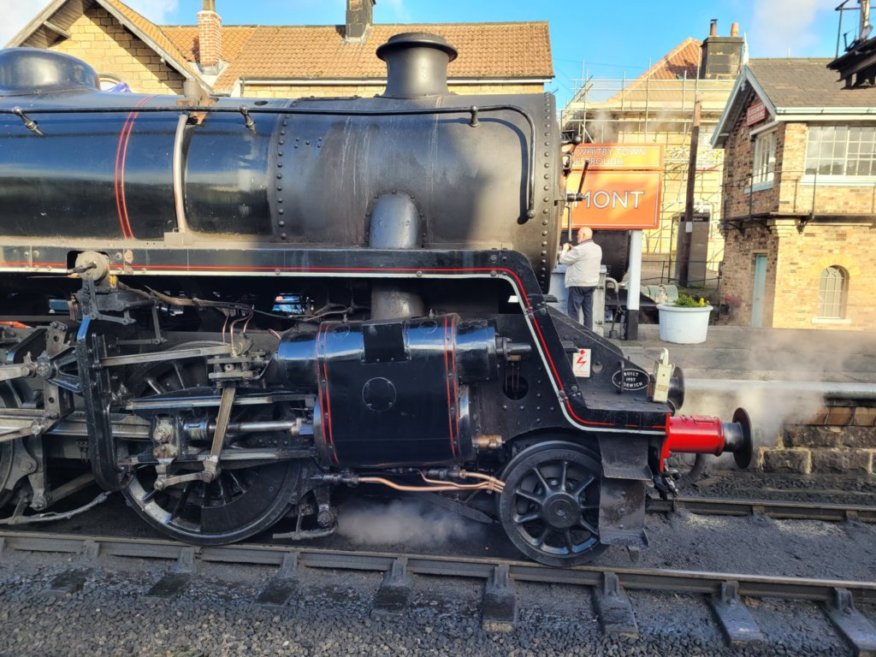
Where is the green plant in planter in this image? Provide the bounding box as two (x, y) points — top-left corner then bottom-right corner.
(674, 293), (709, 308)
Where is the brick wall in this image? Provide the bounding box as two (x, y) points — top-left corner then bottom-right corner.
(723, 95), (876, 217)
(772, 222), (876, 329)
(30, 5), (185, 95)
(197, 9), (222, 70)
(721, 106), (782, 219)
(719, 91), (876, 330)
(719, 223), (778, 325)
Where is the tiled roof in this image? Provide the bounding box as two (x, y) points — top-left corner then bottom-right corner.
(161, 25), (256, 68)
(158, 22), (553, 94)
(748, 58), (876, 108)
(639, 37), (702, 81)
(101, 0), (200, 80)
(8, 1), (552, 95)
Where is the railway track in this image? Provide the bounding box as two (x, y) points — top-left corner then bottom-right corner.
(1, 529), (874, 652)
(647, 495), (876, 523)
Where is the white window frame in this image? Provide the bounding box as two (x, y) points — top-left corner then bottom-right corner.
(751, 130), (776, 190)
(814, 265), (849, 323)
(803, 125), (876, 185)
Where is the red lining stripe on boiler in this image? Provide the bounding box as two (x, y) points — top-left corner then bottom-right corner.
(114, 96), (154, 240)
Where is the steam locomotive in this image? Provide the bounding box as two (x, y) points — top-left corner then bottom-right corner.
(0, 35), (751, 566)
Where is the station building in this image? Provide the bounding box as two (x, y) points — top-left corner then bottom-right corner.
(712, 59), (876, 330)
(6, 0), (553, 98)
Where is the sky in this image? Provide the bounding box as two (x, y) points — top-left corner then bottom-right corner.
(0, 0), (850, 106)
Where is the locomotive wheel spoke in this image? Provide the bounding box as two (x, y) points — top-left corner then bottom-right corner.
(532, 466), (552, 493)
(499, 442), (605, 567)
(170, 481), (195, 519)
(145, 376), (164, 395)
(171, 362), (187, 390)
(514, 510), (541, 525)
(571, 475), (595, 498)
(514, 488), (544, 504)
(535, 527), (550, 547)
(563, 530), (575, 553)
(579, 518), (598, 535)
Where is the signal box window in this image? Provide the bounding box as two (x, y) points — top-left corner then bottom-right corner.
(752, 130), (776, 188)
(805, 126), (876, 177)
(817, 266), (848, 320)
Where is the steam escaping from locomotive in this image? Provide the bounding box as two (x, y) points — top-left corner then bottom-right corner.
(0, 34), (751, 567)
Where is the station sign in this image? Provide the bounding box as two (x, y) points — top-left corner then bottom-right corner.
(746, 99), (768, 126)
(571, 144), (663, 170)
(567, 144), (663, 230)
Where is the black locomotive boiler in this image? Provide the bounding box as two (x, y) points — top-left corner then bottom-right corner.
(0, 35), (752, 566)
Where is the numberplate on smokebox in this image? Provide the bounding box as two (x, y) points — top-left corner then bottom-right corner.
(572, 348), (591, 377)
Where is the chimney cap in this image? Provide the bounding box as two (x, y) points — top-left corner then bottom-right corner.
(377, 32), (458, 63)
(202, 0), (216, 11)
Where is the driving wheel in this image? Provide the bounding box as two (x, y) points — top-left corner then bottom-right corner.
(120, 343), (302, 545)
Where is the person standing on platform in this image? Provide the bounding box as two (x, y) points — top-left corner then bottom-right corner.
(560, 226), (602, 330)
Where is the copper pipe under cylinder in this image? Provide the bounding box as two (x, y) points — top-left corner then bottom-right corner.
(357, 477), (501, 494)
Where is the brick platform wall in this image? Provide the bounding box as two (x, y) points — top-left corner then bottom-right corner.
(758, 426), (876, 474)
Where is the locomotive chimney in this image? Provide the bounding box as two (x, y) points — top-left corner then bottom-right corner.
(376, 33), (458, 98)
(197, 0), (222, 74)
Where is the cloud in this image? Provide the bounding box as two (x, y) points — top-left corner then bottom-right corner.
(748, 0), (834, 57)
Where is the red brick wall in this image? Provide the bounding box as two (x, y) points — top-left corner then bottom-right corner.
(197, 9), (222, 69)
(720, 224), (778, 326)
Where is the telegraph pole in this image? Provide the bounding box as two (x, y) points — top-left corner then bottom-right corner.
(678, 100), (701, 287)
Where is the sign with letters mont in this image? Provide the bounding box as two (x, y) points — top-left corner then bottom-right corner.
(567, 144), (663, 230)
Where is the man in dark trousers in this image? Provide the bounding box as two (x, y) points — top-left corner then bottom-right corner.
(560, 226), (602, 330)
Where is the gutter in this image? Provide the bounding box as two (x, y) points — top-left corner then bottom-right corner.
(240, 77), (552, 86)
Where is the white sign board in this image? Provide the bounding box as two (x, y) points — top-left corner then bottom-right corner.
(572, 348), (591, 378)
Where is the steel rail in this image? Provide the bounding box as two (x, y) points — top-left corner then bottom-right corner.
(1, 530), (874, 604)
(647, 495), (876, 523)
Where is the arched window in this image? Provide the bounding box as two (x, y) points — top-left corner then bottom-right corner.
(818, 266), (848, 319)
(99, 75), (130, 93)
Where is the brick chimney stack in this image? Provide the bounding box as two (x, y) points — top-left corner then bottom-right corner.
(700, 19), (745, 80)
(198, 0), (222, 74)
(345, 0), (376, 42)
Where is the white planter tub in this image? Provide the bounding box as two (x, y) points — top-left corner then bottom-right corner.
(657, 304), (713, 344)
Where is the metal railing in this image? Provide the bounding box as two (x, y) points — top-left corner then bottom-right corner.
(723, 168), (876, 217)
